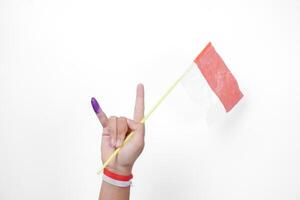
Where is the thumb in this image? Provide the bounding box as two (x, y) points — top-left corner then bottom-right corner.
(126, 119), (140, 130)
(126, 119), (145, 137)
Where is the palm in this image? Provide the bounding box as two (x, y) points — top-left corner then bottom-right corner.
(101, 123), (144, 168)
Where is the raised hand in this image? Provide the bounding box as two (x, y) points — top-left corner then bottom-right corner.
(91, 84), (145, 175)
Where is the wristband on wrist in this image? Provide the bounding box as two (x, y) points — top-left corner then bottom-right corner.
(102, 168), (133, 188)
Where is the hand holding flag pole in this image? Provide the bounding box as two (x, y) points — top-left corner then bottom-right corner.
(97, 64), (194, 174)
(97, 42), (243, 174)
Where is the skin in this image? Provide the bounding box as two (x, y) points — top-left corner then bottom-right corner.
(95, 84), (145, 200)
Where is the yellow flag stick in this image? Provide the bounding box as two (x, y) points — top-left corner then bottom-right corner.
(97, 64), (194, 175)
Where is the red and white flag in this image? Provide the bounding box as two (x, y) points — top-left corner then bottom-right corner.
(182, 42), (243, 120)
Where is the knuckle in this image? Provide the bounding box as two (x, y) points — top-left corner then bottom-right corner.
(106, 127), (113, 134)
(109, 116), (117, 120)
(119, 116), (127, 121)
(102, 127), (110, 135)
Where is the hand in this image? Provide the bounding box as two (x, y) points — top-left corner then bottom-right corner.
(91, 84), (145, 176)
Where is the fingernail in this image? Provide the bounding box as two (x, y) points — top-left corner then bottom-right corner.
(116, 139), (122, 147)
(110, 138), (116, 147)
(91, 97), (101, 114)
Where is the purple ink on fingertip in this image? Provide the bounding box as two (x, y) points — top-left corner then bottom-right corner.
(91, 97), (101, 114)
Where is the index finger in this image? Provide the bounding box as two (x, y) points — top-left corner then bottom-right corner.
(91, 97), (108, 127)
(134, 84), (144, 122)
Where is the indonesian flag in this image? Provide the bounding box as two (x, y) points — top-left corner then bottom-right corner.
(182, 42), (243, 117)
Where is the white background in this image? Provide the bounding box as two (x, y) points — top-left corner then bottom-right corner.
(1, 0), (300, 199)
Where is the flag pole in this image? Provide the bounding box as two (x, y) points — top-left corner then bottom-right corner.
(97, 64), (194, 175)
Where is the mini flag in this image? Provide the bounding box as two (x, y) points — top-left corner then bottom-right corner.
(194, 42), (243, 112)
(181, 42), (243, 121)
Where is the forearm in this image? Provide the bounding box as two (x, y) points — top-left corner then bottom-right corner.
(99, 181), (130, 200)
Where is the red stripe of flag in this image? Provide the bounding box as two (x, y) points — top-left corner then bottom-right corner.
(194, 42), (243, 112)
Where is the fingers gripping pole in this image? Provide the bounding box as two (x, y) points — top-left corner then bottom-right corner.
(97, 64), (194, 174)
